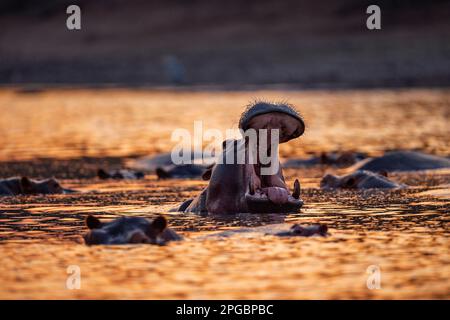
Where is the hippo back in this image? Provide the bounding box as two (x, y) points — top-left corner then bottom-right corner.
(349, 151), (450, 172)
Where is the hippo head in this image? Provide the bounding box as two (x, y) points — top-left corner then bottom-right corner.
(97, 169), (144, 180)
(83, 215), (169, 245)
(289, 223), (328, 237)
(21, 177), (65, 194)
(320, 170), (399, 189)
(320, 173), (350, 189)
(241, 102), (305, 213)
(204, 101), (305, 214)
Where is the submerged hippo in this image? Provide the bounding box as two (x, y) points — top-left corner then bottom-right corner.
(320, 170), (404, 190)
(349, 151), (450, 172)
(156, 164), (213, 180)
(128, 151), (215, 172)
(283, 151), (367, 168)
(199, 223), (329, 239)
(97, 168), (145, 180)
(177, 101), (305, 214)
(83, 215), (182, 245)
(126, 151), (215, 180)
(0, 176), (75, 196)
(274, 223), (328, 237)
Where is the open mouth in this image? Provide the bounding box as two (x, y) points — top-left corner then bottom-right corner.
(245, 163), (303, 213)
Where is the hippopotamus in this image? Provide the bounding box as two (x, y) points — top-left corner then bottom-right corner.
(128, 151), (215, 172)
(83, 215), (182, 245)
(198, 223), (329, 239)
(97, 168), (145, 180)
(349, 151), (450, 172)
(156, 164), (213, 180)
(177, 101), (306, 214)
(320, 170), (404, 189)
(0, 176), (75, 196)
(126, 151), (215, 180)
(274, 223), (328, 237)
(283, 151), (367, 168)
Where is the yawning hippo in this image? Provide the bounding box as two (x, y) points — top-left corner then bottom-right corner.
(97, 168), (145, 180)
(320, 170), (404, 189)
(178, 101), (305, 214)
(349, 151), (450, 172)
(83, 215), (182, 245)
(0, 176), (75, 195)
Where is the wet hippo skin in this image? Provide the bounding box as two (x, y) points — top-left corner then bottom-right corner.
(178, 101), (306, 214)
(275, 223), (328, 237)
(349, 151), (450, 172)
(283, 151), (367, 168)
(156, 164), (213, 180)
(0, 176), (75, 195)
(97, 168), (145, 180)
(198, 223), (329, 239)
(128, 151), (215, 173)
(320, 170), (404, 189)
(83, 215), (182, 245)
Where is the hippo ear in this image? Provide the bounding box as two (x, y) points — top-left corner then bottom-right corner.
(155, 168), (170, 179)
(319, 152), (329, 164)
(20, 176), (32, 192)
(86, 215), (102, 229)
(378, 170), (388, 177)
(97, 169), (110, 179)
(202, 167), (213, 180)
(151, 216), (167, 232)
(290, 224), (303, 234)
(318, 224), (328, 234)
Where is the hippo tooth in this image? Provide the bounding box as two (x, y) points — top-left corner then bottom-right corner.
(249, 176), (255, 195)
(292, 179), (300, 199)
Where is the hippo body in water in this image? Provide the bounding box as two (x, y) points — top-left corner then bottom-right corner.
(83, 216), (327, 245)
(156, 164), (212, 180)
(0, 177), (74, 195)
(320, 170), (404, 190)
(178, 101), (306, 215)
(128, 151), (215, 176)
(349, 151), (450, 172)
(274, 223), (328, 237)
(283, 151), (367, 168)
(200, 223), (329, 239)
(83, 215), (182, 245)
(97, 169), (145, 180)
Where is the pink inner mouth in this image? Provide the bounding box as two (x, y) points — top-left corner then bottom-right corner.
(248, 163), (293, 205)
(263, 187), (289, 204)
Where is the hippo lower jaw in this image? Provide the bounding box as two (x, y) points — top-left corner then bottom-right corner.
(245, 179), (303, 213)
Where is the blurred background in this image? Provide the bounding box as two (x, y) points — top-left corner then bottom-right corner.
(1, 0), (449, 88)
